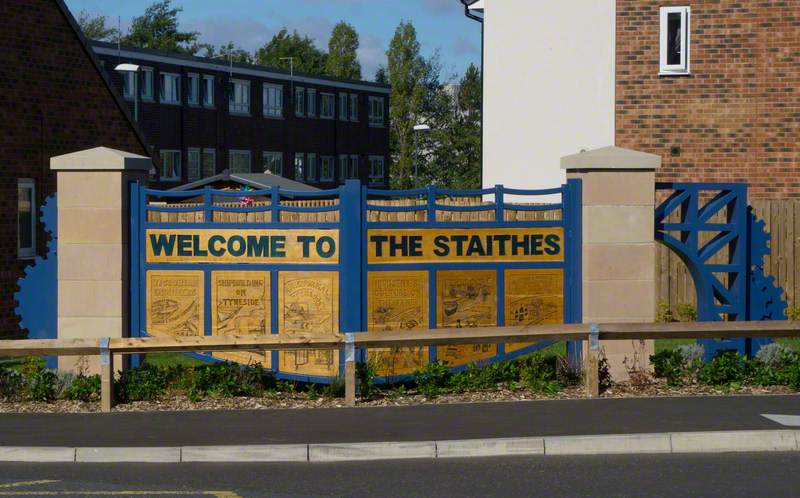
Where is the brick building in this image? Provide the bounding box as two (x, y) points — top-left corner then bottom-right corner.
(90, 41), (391, 190)
(0, 0), (149, 339)
(476, 1), (800, 199)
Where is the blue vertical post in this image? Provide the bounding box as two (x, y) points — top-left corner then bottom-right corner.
(270, 186), (280, 223)
(427, 185), (437, 223)
(565, 179), (583, 371)
(129, 181), (142, 368)
(340, 180), (363, 341)
(495, 185), (504, 222)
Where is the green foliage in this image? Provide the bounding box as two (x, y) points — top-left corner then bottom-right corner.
(413, 360), (450, 399)
(76, 11), (119, 42)
(650, 349), (685, 386)
(201, 42), (253, 64)
(0, 363), (24, 402)
(656, 301), (675, 323)
(521, 355), (561, 395)
(115, 363), (174, 402)
(598, 356), (613, 393)
(186, 362), (268, 401)
(326, 21), (361, 80)
(255, 28), (327, 74)
(698, 351), (746, 387)
(356, 359), (379, 400)
(21, 358), (59, 402)
(786, 304), (800, 321)
(676, 303), (698, 322)
(65, 375), (101, 402)
(122, 1), (201, 55)
(324, 376), (346, 398)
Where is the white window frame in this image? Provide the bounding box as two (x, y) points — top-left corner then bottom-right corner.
(160, 72), (181, 104)
(660, 6), (691, 75)
(187, 73), (200, 106)
(202, 148), (216, 178)
(263, 151), (283, 175)
(17, 178), (36, 259)
(202, 75), (215, 107)
(295, 87), (306, 117)
(229, 149), (252, 173)
(187, 148), (201, 181)
(320, 156), (335, 182)
(368, 155), (385, 183)
(368, 96), (385, 127)
(307, 89), (317, 118)
(339, 93), (349, 120)
(321, 93), (335, 119)
(307, 153), (317, 182)
(294, 153), (306, 181)
(140, 67), (154, 100)
(229, 79), (251, 115)
(263, 83), (283, 118)
(159, 150), (182, 182)
(122, 71), (135, 100)
(349, 94), (359, 121)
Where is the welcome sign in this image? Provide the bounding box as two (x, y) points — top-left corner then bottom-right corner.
(146, 229), (339, 264)
(367, 227), (564, 264)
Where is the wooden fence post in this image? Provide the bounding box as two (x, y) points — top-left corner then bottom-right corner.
(100, 337), (114, 412)
(585, 324), (600, 397)
(344, 333), (356, 406)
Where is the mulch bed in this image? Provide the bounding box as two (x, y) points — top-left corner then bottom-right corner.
(0, 379), (796, 413)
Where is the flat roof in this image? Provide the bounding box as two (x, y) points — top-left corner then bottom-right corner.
(91, 40), (390, 95)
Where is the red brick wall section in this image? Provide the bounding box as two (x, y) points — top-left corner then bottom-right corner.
(0, 0), (148, 338)
(616, 0), (800, 199)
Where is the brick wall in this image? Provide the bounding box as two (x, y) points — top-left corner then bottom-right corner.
(0, 0), (148, 338)
(616, 0), (800, 199)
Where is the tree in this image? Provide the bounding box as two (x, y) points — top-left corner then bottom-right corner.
(76, 11), (119, 41)
(374, 66), (387, 84)
(255, 28), (327, 74)
(386, 21), (427, 190)
(325, 22), (361, 80)
(202, 42), (254, 64)
(122, 0), (200, 55)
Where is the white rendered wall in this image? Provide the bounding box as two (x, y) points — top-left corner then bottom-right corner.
(482, 0), (616, 193)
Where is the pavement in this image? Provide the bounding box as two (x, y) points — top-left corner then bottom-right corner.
(1, 454), (800, 497)
(0, 395), (798, 463)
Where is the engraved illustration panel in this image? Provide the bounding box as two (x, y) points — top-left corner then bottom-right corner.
(504, 269), (564, 353)
(278, 271), (340, 377)
(367, 271), (429, 376)
(211, 271), (271, 368)
(146, 270), (204, 338)
(436, 270), (497, 367)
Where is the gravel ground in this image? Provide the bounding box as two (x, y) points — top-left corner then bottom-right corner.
(0, 380), (795, 413)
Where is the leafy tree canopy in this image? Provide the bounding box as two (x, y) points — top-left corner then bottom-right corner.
(255, 28), (327, 74)
(76, 11), (119, 42)
(325, 21), (361, 80)
(122, 0), (201, 55)
(201, 42), (254, 64)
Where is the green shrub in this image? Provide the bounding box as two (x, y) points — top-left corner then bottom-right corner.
(598, 356), (613, 392)
(676, 303), (697, 322)
(0, 363), (24, 401)
(656, 301), (675, 323)
(356, 359), (379, 399)
(521, 354), (561, 395)
(786, 305), (800, 321)
(699, 351), (746, 387)
(115, 363), (173, 402)
(414, 360), (450, 399)
(65, 375), (101, 402)
(20, 357), (59, 402)
(324, 376), (345, 398)
(186, 362), (268, 401)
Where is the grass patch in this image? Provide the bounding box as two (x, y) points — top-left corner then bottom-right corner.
(655, 339), (695, 354)
(142, 353), (206, 368)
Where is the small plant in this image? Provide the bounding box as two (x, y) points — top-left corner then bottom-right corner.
(623, 340), (652, 387)
(699, 351), (746, 387)
(324, 376), (346, 398)
(676, 303), (697, 322)
(0, 362), (24, 401)
(677, 343), (705, 366)
(650, 349), (685, 386)
(306, 383), (320, 401)
(786, 304), (800, 321)
(598, 354), (613, 393)
(115, 363), (172, 402)
(65, 374), (101, 402)
(755, 343), (792, 368)
(413, 360), (450, 399)
(656, 301), (675, 323)
(20, 357), (59, 402)
(521, 354), (561, 395)
(356, 359), (379, 400)
(276, 379), (297, 394)
(186, 362), (267, 401)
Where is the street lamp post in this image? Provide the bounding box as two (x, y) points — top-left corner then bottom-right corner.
(115, 63), (140, 122)
(413, 123), (432, 178)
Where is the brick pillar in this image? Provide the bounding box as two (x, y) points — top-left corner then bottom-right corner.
(561, 146), (661, 380)
(51, 147), (151, 374)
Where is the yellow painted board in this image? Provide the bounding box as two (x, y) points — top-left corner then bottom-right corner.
(366, 271), (429, 376)
(504, 269), (564, 353)
(278, 271), (340, 377)
(146, 270), (204, 338)
(436, 270), (497, 366)
(146, 229), (339, 264)
(210, 271), (271, 368)
(367, 228), (564, 264)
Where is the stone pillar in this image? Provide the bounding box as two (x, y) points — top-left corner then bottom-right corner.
(51, 147), (151, 374)
(561, 146), (661, 381)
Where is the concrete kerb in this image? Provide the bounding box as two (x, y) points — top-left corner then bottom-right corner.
(0, 431), (797, 463)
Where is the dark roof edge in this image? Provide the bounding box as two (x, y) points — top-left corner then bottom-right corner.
(89, 40), (391, 91)
(54, 0), (153, 160)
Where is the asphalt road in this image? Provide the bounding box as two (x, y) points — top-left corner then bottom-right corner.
(0, 453), (798, 497)
(0, 394), (798, 446)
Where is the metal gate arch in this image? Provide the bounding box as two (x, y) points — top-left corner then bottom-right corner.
(130, 179), (583, 382)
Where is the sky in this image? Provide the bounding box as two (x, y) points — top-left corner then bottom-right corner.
(63, 0), (482, 82)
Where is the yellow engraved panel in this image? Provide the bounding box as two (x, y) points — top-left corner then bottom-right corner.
(436, 270), (497, 367)
(146, 270), (204, 338)
(211, 271), (271, 368)
(146, 229), (339, 264)
(367, 228), (564, 264)
(278, 271), (339, 377)
(367, 271), (429, 377)
(504, 269), (564, 353)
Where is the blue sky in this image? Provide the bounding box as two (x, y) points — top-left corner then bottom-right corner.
(64, 0), (481, 82)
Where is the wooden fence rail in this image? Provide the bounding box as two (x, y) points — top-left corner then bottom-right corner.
(1, 321), (799, 411)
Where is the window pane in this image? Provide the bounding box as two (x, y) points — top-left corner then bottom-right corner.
(295, 153), (305, 180)
(230, 152), (251, 173)
(202, 150), (215, 177)
(203, 77), (214, 106)
(667, 12), (682, 65)
(187, 150), (201, 181)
